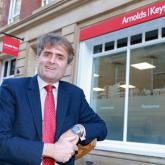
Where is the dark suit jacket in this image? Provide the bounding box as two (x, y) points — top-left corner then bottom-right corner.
(0, 75), (107, 165)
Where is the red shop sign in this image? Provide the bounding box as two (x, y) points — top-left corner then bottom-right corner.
(80, 0), (165, 41)
(2, 35), (20, 57)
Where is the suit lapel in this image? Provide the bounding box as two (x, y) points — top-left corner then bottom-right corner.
(55, 81), (70, 140)
(27, 75), (42, 140)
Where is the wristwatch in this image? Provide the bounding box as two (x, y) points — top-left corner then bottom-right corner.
(71, 125), (82, 137)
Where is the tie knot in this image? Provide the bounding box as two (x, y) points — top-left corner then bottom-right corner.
(44, 85), (54, 92)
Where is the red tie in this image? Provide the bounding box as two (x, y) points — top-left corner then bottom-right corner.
(43, 85), (56, 165)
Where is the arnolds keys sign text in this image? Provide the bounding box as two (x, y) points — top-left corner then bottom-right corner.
(80, 0), (165, 41)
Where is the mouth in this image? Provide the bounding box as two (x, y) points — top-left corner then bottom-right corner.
(45, 66), (56, 71)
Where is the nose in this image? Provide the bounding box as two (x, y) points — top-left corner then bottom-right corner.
(49, 55), (56, 63)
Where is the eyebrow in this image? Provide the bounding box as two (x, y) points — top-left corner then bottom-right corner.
(42, 50), (66, 58)
(42, 50), (52, 53)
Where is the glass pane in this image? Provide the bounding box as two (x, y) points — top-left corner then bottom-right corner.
(105, 41), (114, 51)
(13, 0), (21, 16)
(48, 0), (54, 2)
(93, 44), (102, 54)
(3, 61), (8, 77)
(90, 52), (126, 140)
(42, 0), (54, 5)
(128, 43), (165, 145)
(162, 27), (165, 37)
(117, 38), (127, 48)
(10, 59), (16, 75)
(145, 29), (158, 41)
(131, 34), (142, 45)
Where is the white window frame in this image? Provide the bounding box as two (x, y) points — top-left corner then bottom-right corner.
(1, 57), (16, 83)
(77, 17), (165, 158)
(8, 0), (21, 24)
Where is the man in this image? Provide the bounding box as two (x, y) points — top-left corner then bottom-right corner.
(0, 33), (107, 165)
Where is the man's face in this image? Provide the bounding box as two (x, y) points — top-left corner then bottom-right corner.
(37, 45), (69, 84)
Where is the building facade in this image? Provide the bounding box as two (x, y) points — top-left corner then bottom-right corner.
(0, 0), (165, 164)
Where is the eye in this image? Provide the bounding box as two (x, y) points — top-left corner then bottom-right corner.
(57, 54), (65, 60)
(42, 52), (51, 57)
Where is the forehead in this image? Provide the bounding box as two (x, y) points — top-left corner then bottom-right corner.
(43, 43), (68, 52)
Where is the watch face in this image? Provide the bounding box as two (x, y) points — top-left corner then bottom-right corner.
(71, 126), (81, 137)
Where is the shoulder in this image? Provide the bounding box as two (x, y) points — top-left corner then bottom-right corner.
(0, 77), (33, 99)
(59, 81), (84, 93)
(1, 77), (34, 90)
(2, 77), (32, 85)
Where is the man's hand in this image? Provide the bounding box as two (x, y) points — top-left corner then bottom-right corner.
(59, 124), (85, 144)
(59, 129), (79, 145)
(43, 136), (78, 163)
(42, 126), (85, 163)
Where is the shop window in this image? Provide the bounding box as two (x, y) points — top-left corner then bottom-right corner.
(131, 34), (142, 45)
(8, 0), (21, 24)
(93, 44), (102, 54)
(128, 43), (165, 144)
(145, 29), (158, 41)
(162, 27), (165, 37)
(90, 52), (126, 140)
(117, 38), (127, 48)
(42, 0), (54, 6)
(78, 16), (165, 154)
(1, 58), (16, 81)
(105, 41), (114, 51)
(90, 42), (165, 144)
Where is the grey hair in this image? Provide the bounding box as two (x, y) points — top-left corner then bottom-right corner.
(37, 33), (74, 64)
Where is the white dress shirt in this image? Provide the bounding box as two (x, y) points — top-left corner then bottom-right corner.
(37, 76), (59, 165)
(37, 76), (59, 118)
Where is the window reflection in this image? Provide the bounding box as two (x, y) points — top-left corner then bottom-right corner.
(90, 52), (126, 140)
(128, 43), (165, 144)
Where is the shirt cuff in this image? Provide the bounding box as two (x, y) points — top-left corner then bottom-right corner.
(76, 124), (86, 141)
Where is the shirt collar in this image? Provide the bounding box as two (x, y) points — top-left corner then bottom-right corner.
(37, 76), (59, 90)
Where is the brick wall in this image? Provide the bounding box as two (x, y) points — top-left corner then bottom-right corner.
(0, 0), (10, 27)
(20, 0), (41, 20)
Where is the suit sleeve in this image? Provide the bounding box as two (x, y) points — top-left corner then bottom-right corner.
(0, 81), (43, 165)
(78, 90), (107, 142)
